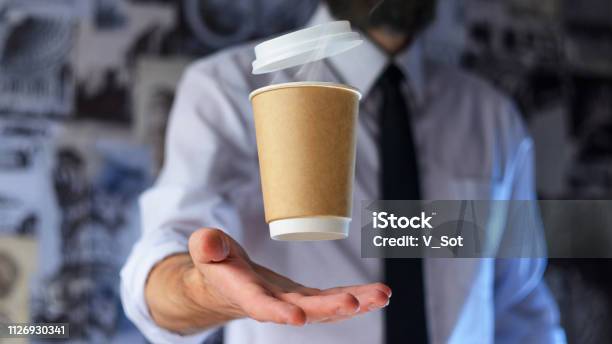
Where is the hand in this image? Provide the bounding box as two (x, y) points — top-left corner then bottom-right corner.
(146, 228), (391, 334)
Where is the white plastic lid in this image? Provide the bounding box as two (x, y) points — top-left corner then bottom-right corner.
(252, 21), (362, 75)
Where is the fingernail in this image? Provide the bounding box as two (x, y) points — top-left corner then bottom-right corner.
(221, 237), (230, 256)
(367, 300), (389, 311)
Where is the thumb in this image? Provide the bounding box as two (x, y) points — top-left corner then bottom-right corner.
(189, 228), (231, 264)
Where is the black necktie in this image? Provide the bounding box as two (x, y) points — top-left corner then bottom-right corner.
(377, 64), (428, 344)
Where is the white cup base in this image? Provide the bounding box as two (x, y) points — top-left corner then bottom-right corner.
(269, 217), (350, 241)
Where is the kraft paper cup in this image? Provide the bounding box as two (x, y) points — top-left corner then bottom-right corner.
(250, 82), (361, 241)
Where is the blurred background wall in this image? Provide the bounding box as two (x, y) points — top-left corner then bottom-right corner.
(0, 0), (610, 343)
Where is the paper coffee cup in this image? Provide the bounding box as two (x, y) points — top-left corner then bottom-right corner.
(250, 82), (361, 241)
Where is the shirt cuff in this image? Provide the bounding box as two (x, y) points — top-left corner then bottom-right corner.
(120, 237), (219, 344)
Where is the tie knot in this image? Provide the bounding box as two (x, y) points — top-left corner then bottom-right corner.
(378, 64), (405, 87)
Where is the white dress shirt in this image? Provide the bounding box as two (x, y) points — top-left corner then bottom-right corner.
(121, 5), (565, 344)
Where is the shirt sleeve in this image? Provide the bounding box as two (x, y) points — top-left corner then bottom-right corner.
(493, 102), (566, 344)
(120, 61), (253, 344)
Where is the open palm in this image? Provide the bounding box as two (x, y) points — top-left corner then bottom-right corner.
(186, 228), (391, 326)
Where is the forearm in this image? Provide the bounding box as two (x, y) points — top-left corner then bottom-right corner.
(145, 253), (237, 334)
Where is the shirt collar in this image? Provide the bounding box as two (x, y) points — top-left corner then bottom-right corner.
(307, 4), (426, 103)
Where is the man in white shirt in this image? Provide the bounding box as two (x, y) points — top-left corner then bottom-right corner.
(121, 1), (565, 343)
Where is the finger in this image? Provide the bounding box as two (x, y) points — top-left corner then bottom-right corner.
(314, 289), (390, 323)
(278, 292), (360, 323)
(321, 282), (392, 298)
(352, 289), (390, 313)
(239, 286), (307, 326)
(189, 228), (231, 264)
(317, 284), (391, 320)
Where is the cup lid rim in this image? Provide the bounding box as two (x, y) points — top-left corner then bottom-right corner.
(249, 81), (362, 101)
